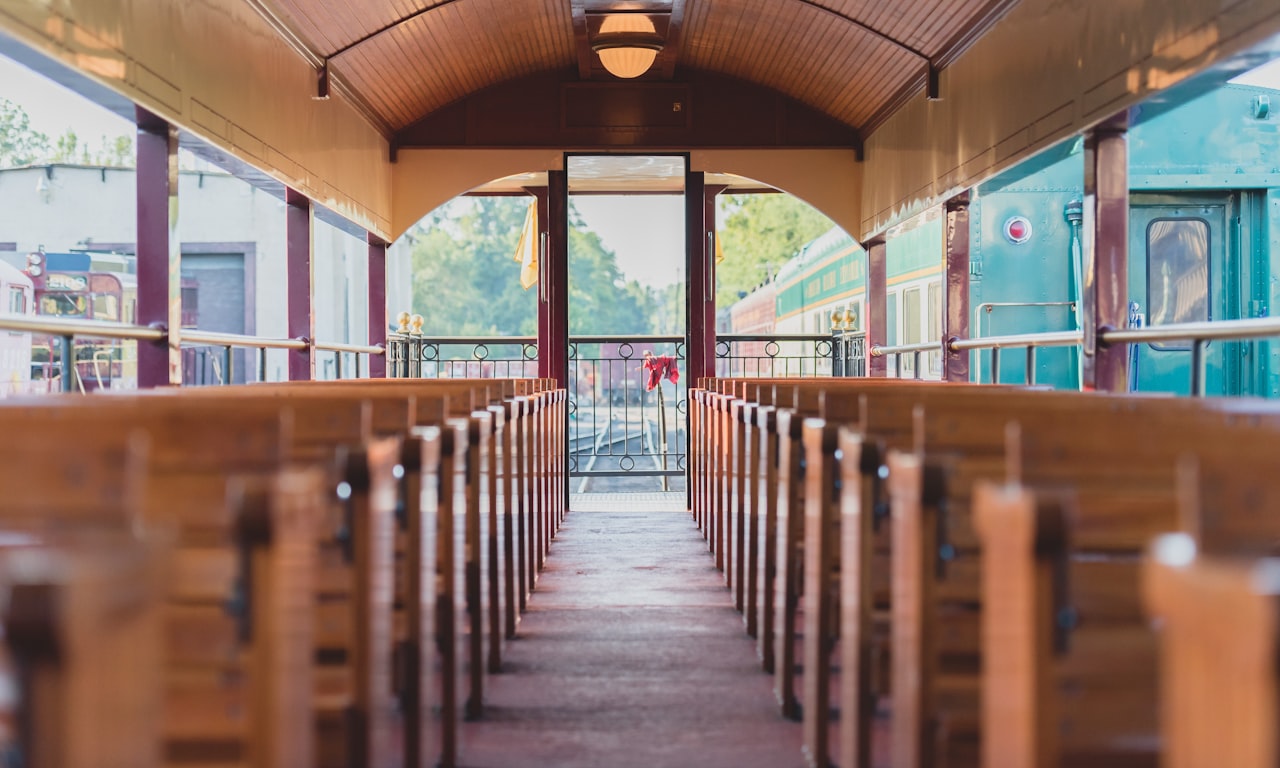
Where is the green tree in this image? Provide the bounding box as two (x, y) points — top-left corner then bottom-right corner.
(409, 197), (538, 336)
(409, 198), (659, 338)
(0, 98), (49, 167)
(49, 129), (79, 163)
(104, 135), (134, 166)
(715, 194), (835, 306)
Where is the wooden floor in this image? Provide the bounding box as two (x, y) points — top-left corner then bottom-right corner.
(457, 495), (805, 768)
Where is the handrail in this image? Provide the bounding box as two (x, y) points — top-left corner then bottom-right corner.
(718, 333), (834, 342)
(395, 334), (538, 344)
(0, 313), (165, 341)
(0, 313), (392, 355)
(951, 330), (1084, 351)
(1100, 317), (1280, 344)
(870, 340), (939, 357)
(314, 339), (384, 355)
(570, 334), (684, 344)
(183, 329), (308, 351)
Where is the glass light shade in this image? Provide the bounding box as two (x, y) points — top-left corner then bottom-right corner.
(595, 14), (662, 79)
(597, 46), (659, 79)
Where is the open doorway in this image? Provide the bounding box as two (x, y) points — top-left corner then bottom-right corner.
(566, 154), (687, 494)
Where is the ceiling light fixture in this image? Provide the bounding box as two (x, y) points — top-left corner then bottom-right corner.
(592, 14), (663, 79)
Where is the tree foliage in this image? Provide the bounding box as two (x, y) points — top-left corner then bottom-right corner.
(0, 99), (136, 168)
(0, 98), (49, 167)
(715, 194), (835, 307)
(409, 197), (658, 337)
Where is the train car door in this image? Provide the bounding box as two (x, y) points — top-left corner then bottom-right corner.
(1128, 194), (1236, 396)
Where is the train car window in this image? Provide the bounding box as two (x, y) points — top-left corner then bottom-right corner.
(904, 288), (922, 344)
(887, 292), (899, 376)
(904, 288), (922, 376)
(927, 282), (942, 376)
(40, 294), (88, 317)
(91, 294), (119, 321)
(887, 293), (899, 345)
(7, 287), (25, 315)
(1147, 218), (1209, 350)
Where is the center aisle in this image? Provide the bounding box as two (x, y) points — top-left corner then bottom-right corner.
(458, 494), (806, 768)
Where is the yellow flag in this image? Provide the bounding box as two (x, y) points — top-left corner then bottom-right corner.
(514, 200), (539, 290)
(714, 230), (724, 264)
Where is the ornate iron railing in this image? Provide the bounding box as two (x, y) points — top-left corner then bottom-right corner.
(389, 330), (875, 490)
(714, 333), (837, 378)
(385, 335), (539, 379)
(567, 335), (685, 490)
(832, 331), (867, 377)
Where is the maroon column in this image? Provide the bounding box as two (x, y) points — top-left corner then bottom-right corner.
(286, 188), (314, 381)
(685, 172), (718, 383)
(865, 238), (888, 377)
(538, 173), (569, 387)
(367, 235), (387, 378)
(943, 193), (971, 382)
(135, 107), (181, 388)
(1082, 116), (1130, 392)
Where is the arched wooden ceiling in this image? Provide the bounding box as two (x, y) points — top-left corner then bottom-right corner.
(255, 0), (1017, 135)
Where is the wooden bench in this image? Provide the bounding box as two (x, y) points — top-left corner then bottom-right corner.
(0, 531), (168, 768)
(1144, 524), (1280, 768)
(181, 377), (568, 767)
(800, 385), (1280, 768)
(0, 373), (567, 768)
(706, 378), (1274, 768)
(0, 401), (331, 768)
(148, 379), (513, 768)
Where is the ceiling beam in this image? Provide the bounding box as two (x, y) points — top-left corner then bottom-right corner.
(790, 0), (930, 61)
(659, 0), (686, 79)
(324, 0), (469, 60)
(933, 0), (1021, 68)
(571, 0), (595, 80)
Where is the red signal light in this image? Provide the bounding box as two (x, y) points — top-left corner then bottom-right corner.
(1004, 216), (1032, 244)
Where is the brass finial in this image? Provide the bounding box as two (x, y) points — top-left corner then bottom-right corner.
(396, 311), (411, 333)
(410, 314), (425, 335)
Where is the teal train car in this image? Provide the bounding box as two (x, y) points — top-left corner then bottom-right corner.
(731, 81), (1280, 395)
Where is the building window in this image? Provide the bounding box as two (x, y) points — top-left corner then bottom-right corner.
(7, 286), (25, 315)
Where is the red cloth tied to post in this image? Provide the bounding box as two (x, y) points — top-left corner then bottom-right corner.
(642, 354), (680, 391)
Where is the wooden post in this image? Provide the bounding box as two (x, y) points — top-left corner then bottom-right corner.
(866, 238), (888, 377)
(367, 235), (387, 378)
(944, 193), (971, 382)
(685, 172), (716, 382)
(538, 175), (568, 388)
(135, 107), (181, 387)
(286, 188), (314, 381)
(1082, 115), (1130, 392)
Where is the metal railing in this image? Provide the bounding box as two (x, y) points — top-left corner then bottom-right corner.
(568, 335), (684, 489)
(832, 331), (867, 377)
(715, 333), (837, 377)
(1101, 317), (1280, 396)
(858, 316), (1280, 395)
(0, 313), (383, 392)
(385, 334), (539, 379)
(951, 330), (1084, 386)
(870, 339), (942, 380)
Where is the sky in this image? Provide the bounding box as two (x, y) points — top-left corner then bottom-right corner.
(573, 195), (685, 289)
(0, 54), (131, 140)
